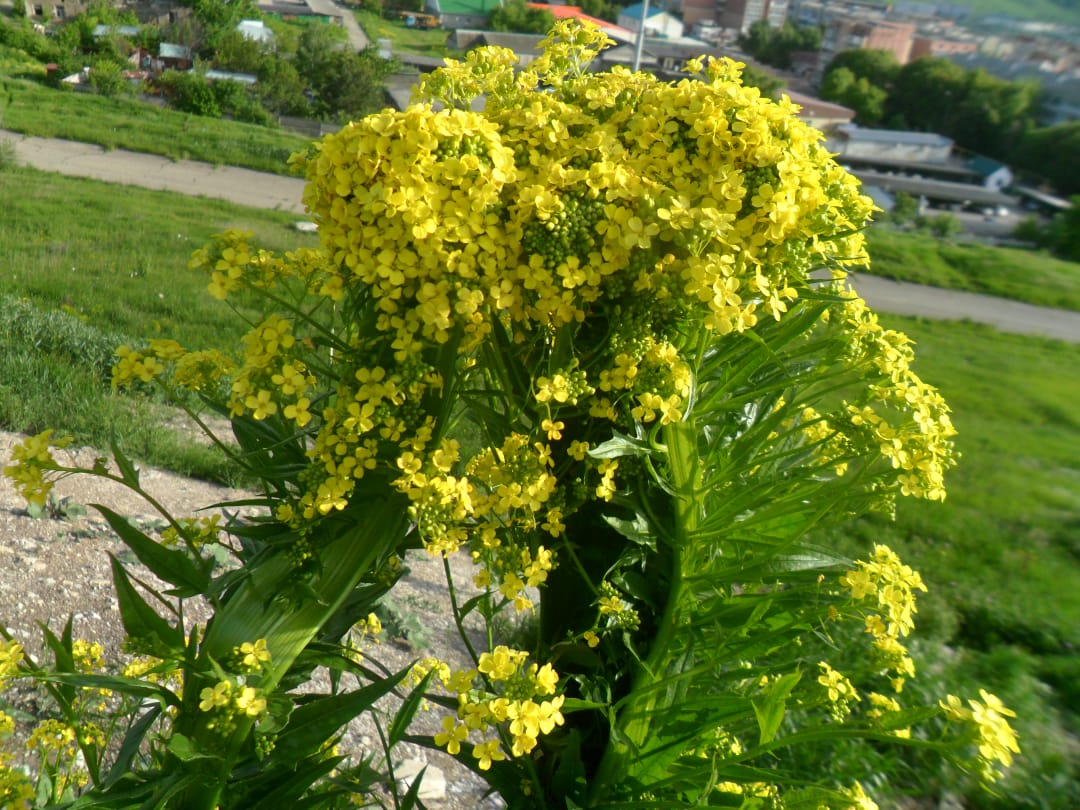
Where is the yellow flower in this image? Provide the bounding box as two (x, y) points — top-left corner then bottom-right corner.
(434, 715), (469, 755)
(237, 639), (272, 671)
(235, 687), (268, 718)
(472, 738), (506, 770)
(199, 680), (233, 712)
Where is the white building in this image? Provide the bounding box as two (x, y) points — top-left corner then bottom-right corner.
(617, 3), (685, 39)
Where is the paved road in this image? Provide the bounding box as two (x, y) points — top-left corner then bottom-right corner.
(5, 129), (1079, 344)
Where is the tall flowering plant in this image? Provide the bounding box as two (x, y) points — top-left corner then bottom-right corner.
(3, 21), (1017, 808)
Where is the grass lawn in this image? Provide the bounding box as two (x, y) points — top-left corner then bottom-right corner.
(0, 77), (313, 175)
(819, 316), (1080, 808)
(354, 10), (456, 58)
(865, 226), (1080, 312)
(0, 164), (318, 480)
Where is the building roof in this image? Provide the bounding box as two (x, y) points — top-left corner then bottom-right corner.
(159, 43), (193, 60)
(237, 19), (275, 43)
(619, 1), (678, 21)
(851, 170), (1013, 206)
(92, 24), (141, 38)
(967, 155), (1010, 178)
(433, 0), (502, 17)
(204, 69), (258, 85)
(527, 4), (635, 40)
(783, 90), (855, 121)
(835, 124), (953, 148)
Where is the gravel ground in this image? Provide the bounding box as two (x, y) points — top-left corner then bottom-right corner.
(0, 430), (503, 808)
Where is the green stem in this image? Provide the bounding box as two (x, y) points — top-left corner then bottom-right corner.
(588, 420), (699, 804)
(443, 556), (481, 667)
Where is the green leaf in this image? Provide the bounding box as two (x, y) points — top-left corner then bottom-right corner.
(39, 673), (180, 708)
(103, 706), (162, 787)
(110, 556), (185, 659)
(167, 733), (223, 763)
(270, 666), (410, 762)
(94, 505), (209, 598)
(589, 431), (653, 459)
(602, 512), (656, 549)
(389, 668), (434, 748)
(751, 671), (802, 745)
(397, 763), (427, 810)
(110, 440), (141, 489)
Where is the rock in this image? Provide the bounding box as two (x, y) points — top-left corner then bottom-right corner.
(396, 756), (447, 802)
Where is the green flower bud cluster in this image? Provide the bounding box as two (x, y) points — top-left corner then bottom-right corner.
(521, 187), (605, 269)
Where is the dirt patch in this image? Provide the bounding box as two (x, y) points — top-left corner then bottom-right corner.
(0, 431), (503, 808)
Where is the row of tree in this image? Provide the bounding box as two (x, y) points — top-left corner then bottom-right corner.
(0, 0), (394, 126)
(819, 48), (1079, 195)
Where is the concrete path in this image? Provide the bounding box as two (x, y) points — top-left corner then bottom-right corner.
(4, 130), (308, 214)
(848, 273), (1080, 344)
(4, 129), (1079, 344)
(305, 0), (370, 50)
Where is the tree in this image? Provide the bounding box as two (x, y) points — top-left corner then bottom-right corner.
(489, 0), (555, 34)
(88, 59), (131, 97)
(741, 63), (785, 99)
(1046, 198), (1080, 262)
(918, 212), (962, 239)
(306, 47), (396, 122)
(824, 48), (900, 90)
(578, 0), (620, 22)
(889, 191), (920, 226)
(739, 21), (821, 70)
(885, 56), (967, 132)
(158, 69), (221, 116)
(820, 66), (887, 125)
(213, 28), (269, 74)
(948, 69), (1039, 158)
(257, 56), (309, 117)
(1012, 122), (1080, 196)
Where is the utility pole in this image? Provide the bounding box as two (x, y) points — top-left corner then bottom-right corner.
(632, 0), (650, 72)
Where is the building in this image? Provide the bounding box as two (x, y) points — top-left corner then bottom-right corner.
(427, 0), (503, 30)
(910, 35), (977, 60)
(237, 19), (275, 45)
(618, 3), (685, 39)
(784, 89), (855, 129)
(821, 19), (916, 67)
(683, 0), (720, 30)
(715, 0), (789, 35)
(828, 124), (954, 163)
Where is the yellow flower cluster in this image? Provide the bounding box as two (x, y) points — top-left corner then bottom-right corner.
(419, 647), (564, 768)
(940, 691), (1020, 782)
(817, 661), (859, 720)
(196, 638), (273, 734)
(3, 429), (72, 507)
(0, 641), (25, 803)
(840, 545), (926, 691)
(840, 296), (957, 501)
